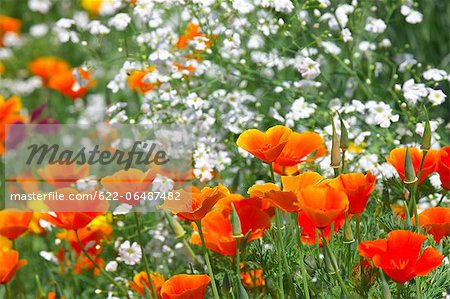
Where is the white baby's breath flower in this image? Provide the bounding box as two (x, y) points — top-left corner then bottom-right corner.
(341, 28), (353, 42)
(88, 21), (111, 35)
(108, 13), (131, 31)
(423, 68), (447, 81)
(298, 57), (320, 79)
(105, 261), (118, 272)
(427, 89), (447, 106)
(118, 241), (142, 265)
(365, 17), (387, 33)
(28, 0), (51, 13)
(402, 79), (427, 104)
(152, 174), (174, 193)
(401, 5), (423, 24)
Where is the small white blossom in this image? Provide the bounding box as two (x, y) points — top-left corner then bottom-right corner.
(341, 28), (353, 42)
(108, 13), (131, 31)
(402, 79), (427, 104)
(427, 89), (447, 106)
(152, 174), (174, 193)
(298, 57), (320, 79)
(105, 261), (118, 272)
(118, 241), (142, 265)
(423, 69), (447, 81)
(88, 21), (111, 35)
(365, 17), (387, 33)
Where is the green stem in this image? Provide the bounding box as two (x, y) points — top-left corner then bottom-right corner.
(355, 214), (365, 279)
(196, 221), (220, 299)
(321, 232), (348, 296)
(75, 230), (129, 298)
(133, 212), (157, 299)
(436, 192), (447, 207)
(4, 284), (9, 299)
(415, 277), (421, 299)
(182, 237), (198, 262)
(295, 222), (311, 299)
(235, 238), (241, 280)
(409, 151), (428, 227)
(269, 163), (276, 183)
(341, 150), (346, 174)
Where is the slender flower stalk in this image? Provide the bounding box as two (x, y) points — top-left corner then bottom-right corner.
(75, 230), (129, 298)
(320, 231), (348, 296)
(133, 212), (157, 299)
(196, 220), (220, 299)
(295, 223), (311, 299)
(355, 214), (364, 278)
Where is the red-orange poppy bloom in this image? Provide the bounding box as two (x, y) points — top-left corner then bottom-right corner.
(0, 95), (25, 154)
(297, 211), (346, 246)
(386, 147), (439, 184)
(358, 230), (444, 283)
(413, 207), (450, 243)
(128, 67), (155, 94)
(101, 168), (155, 204)
(236, 126), (292, 163)
(160, 184), (229, 221)
(240, 266), (265, 288)
(190, 198), (271, 256)
(160, 274), (210, 299)
(0, 249), (27, 284)
(37, 163), (90, 189)
(298, 185), (349, 229)
(130, 271), (165, 297)
(0, 209), (33, 240)
(0, 15), (21, 47)
(176, 23), (209, 50)
(73, 254), (104, 276)
(41, 212), (105, 230)
(436, 146), (450, 190)
(327, 172), (376, 215)
(29, 56), (70, 85)
(48, 67), (94, 99)
(274, 131), (324, 167)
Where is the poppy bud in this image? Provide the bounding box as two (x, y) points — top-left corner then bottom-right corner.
(343, 217), (355, 244)
(231, 203), (243, 238)
(421, 106), (431, 151)
(330, 114), (341, 168)
(323, 250), (335, 274)
(164, 212), (186, 239)
(338, 113), (349, 151)
(403, 147), (418, 184)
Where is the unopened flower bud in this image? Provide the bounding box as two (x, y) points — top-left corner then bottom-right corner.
(330, 114), (341, 168)
(231, 203), (243, 238)
(164, 212), (186, 239)
(338, 113), (349, 151)
(421, 106), (431, 151)
(404, 147), (418, 184)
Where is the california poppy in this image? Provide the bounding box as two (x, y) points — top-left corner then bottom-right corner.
(0, 15), (21, 47)
(236, 126), (292, 163)
(38, 163), (90, 189)
(48, 67), (94, 99)
(29, 56), (70, 85)
(274, 131), (324, 167)
(0, 249), (27, 284)
(358, 230), (443, 283)
(297, 211), (346, 246)
(73, 254), (104, 276)
(241, 266), (265, 288)
(327, 172), (376, 215)
(160, 274), (210, 299)
(0, 95), (25, 154)
(160, 184), (229, 221)
(413, 207), (450, 243)
(129, 271), (165, 297)
(386, 148), (439, 184)
(101, 168), (154, 205)
(0, 209), (33, 240)
(435, 146), (450, 190)
(298, 185), (349, 229)
(128, 67), (155, 94)
(80, 0), (107, 15)
(176, 23), (209, 50)
(0, 236), (12, 251)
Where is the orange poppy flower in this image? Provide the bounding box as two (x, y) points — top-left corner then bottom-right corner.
(241, 267), (265, 288)
(298, 185), (348, 229)
(73, 254), (104, 276)
(190, 199), (271, 256)
(160, 184), (229, 221)
(81, 0), (110, 15)
(248, 172), (324, 213)
(0, 95), (25, 154)
(413, 207), (450, 243)
(297, 211), (346, 246)
(0, 249), (27, 284)
(48, 67), (94, 99)
(160, 274), (210, 299)
(327, 172), (376, 215)
(272, 162), (299, 176)
(358, 230), (443, 283)
(436, 146), (450, 190)
(0, 209), (33, 240)
(0, 15), (21, 47)
(128, 67), (155, 94)
(236, 126), (292, 163)
(176, 23), (209, 50)
(274, 131), (324, 167)
(29, 56), (70, 85)
(130, 271), (165, 297)
(386, 147), (439, 184)
(42, 212), (105, 230)
(0, 236), (12, 251)
(37, 163), (90, 189)
(47, 291), (66, 299)
(101, 168), (155, 204)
